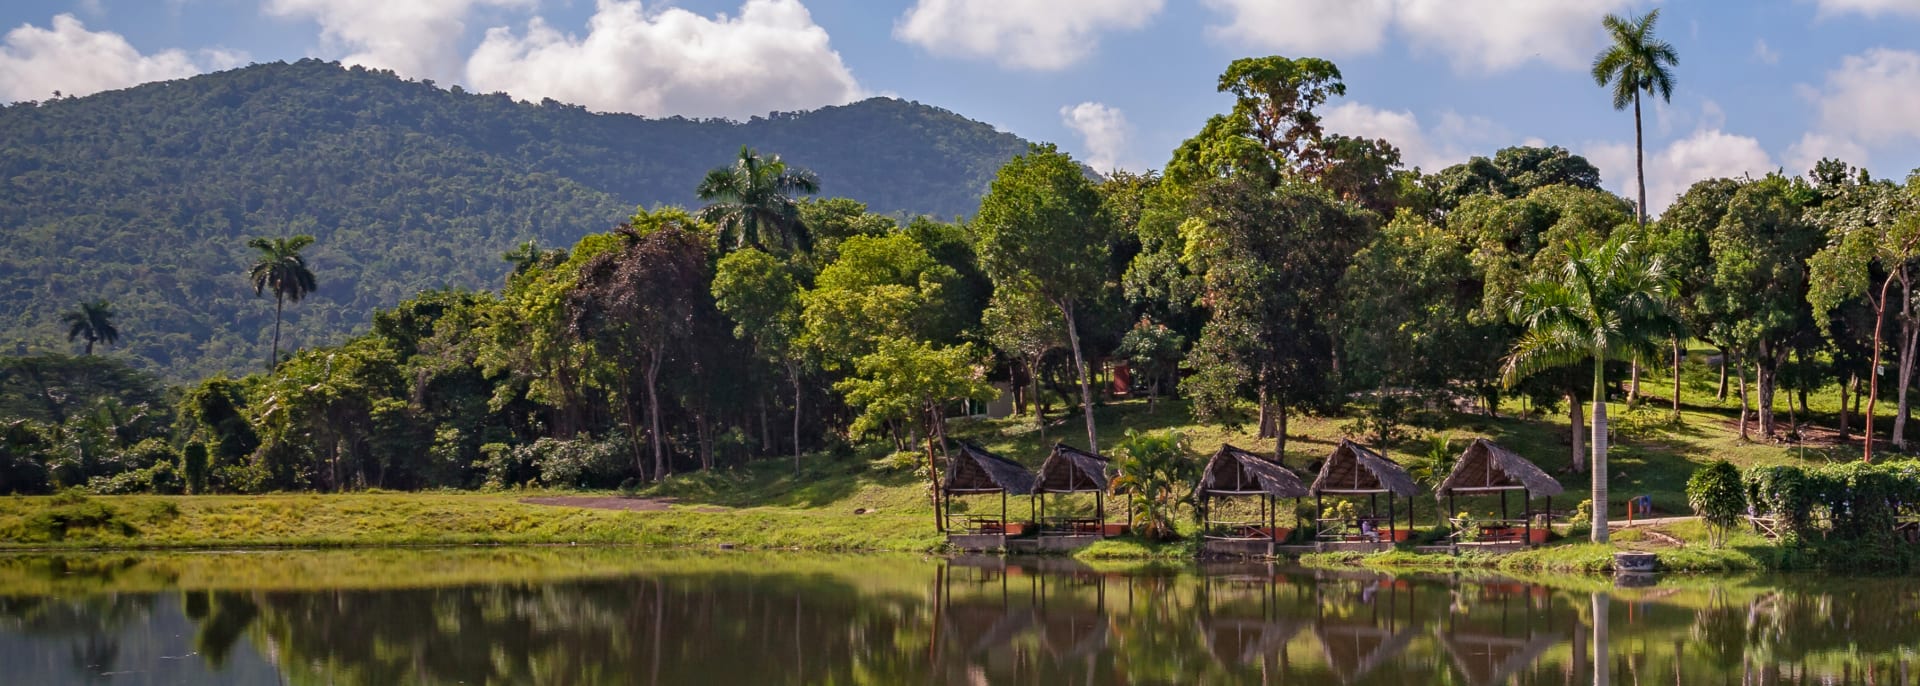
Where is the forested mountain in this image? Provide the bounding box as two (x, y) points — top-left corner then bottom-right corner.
(0, 60), (1035, 378)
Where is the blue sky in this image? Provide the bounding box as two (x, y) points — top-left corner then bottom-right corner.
(4, 0), (1920, 213)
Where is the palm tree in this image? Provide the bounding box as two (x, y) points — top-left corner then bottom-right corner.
(695, 146), (821, 252)
(247, 235), (318, 370)
(1592, 8), (1678, 227)
(61, 300), (119, 355)
(1502, 234), (1676, 543)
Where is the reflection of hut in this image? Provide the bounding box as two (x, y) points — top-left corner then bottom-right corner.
(942, 442), (1036, 537)
(1315, 622), (1419, 684)
(1198, 618), (1306, 666)
(1309, 440), (1422, 543)
(1433, 439), (1563, 545)
(1435, 630), (1557, 686)
(1031, 443), (1122, 537)
(1196, 443), (1310, 542)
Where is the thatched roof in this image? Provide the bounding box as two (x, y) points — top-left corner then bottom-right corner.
(944, 442), (1036, 494)
(1195, 443), (1310, 499)
(1310, 439), (1421, 497)
(1198, 618), (1306, 666)
(1434, 439), (1563, 497)
(1032, 443), (1111, 494)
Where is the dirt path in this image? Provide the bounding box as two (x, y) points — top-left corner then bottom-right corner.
(522, 495), (679, 512)
(1609, 515), (1698, 529)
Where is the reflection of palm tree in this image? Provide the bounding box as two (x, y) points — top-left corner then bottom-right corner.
(1591, 592), (1611, 686)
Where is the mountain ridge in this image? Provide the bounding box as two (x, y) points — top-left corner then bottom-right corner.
(0, 60), (1038, 379)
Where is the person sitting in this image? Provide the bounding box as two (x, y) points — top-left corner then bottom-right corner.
(1359, 519), (1379, 542)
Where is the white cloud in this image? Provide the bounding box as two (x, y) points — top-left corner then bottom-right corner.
(0, 14), (238, 102)
(1059, 102), (1131, 172)
(1785, 132), (1870, 176)
(1753, 38), (1780, 65)
(1392, 0), (1640, 73)
(1585, 129), (1776, 216)
(265, 0), (529, 82)
(1321, 102), (1517, 172)
(1199, 0), (1394, 57)
(1806, 48), (1920, 144)
(1203, 0), (1641, 73)
(893, 0), (1163, 71)
(466, 0), (862, 120)
(1812, 0), (1920, 19)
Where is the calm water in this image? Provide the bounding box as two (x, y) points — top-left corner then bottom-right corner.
(0, 548), (1914, 685)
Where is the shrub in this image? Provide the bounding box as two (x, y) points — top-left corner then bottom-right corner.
(182, 442), (209, 494)
(526, 436), (632, 489)
(1686, 461), (1744, 547)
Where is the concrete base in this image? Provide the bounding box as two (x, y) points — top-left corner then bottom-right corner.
(946, 533), (1007, 552)
(1315, 541), (1393, 553)
(1201, 539), (1278, 557)
(1022, 535), (1104, 553)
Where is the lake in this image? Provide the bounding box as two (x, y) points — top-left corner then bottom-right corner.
(0, 547), (1912, 685)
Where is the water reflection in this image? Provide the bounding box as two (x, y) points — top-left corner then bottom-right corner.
(0, 550), (1916, 685)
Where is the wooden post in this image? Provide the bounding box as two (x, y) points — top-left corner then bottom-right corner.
(1388, 494), (1397, 543)
(1001, 489), (1008, 538)
(1524, 488), (1532, 545)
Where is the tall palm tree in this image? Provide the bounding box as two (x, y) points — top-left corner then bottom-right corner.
(1502, 234), (1676, 543)
(1592, 8), (1678, 228)
(61, 300), (119, 355)
(247, 235), (318, 370)
(695, 146), (821, 253)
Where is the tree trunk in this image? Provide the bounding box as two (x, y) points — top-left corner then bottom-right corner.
(269, 294), (284, 371)
(788, 360), (803, 475)
(1633, 93), (1647, 227)
(1029, 354), (1045, 424)
(1568, 392), (1586, 473)
(1273, 404), (1289, 465)
(1671, 338), (1682, 421)
(1591, 357), (1610, 544)
(83, 338), (94, 355)
(1839, 373), (1853, 438)
(645, 350), (665, 481)
(1737, 360), (1751, 441)
(1898, 281), (1918, 449)
(1716, 350), (1728, 402)
(1866, 272), (1897, 462)
(759, 397), (771, 454)
(1756, 350), (1777, 438)
(1629, 361), (1640, 404)
(1059, 301), (1099, 455)
(924, 402), (944, 533)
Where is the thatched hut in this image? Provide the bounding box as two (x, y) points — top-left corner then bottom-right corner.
(942, 442), (1036, 535)
(1195, 443), (1310, 542)
(1309, 440), (1422, 543)
(1434, 439), (1563, 545)
(1031, 443), (1120, 536)
(1435, 631), (1557, 686)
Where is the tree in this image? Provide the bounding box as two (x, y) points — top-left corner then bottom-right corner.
(1808, 171), (1920, 460)
(696, 146), (821, 253)
(1185, 175), (1371, 461)
(834, 338), (997, 525)
(247, 235), (319, 371)
(981, 287), (1063, 421)
(1110, 429), (1199, 541)
(567, 224), (711, 481)
(1115, 318), (1185, 411)
(975, 143), (1115, 455)
(61, 300), (119, 355)
(1686, 461), (1745, 548)
(1592, 8), (1678, 227)
(712, 248), (807, 472)
(1702, 175), (1822, 439)
(1502, 232), (1676, 543)
(800, 233), (960, 371)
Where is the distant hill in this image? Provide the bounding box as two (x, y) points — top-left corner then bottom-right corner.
(0, 60), (1036, 379)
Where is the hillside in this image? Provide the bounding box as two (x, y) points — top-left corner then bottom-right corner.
(0, 60), (1035, 378)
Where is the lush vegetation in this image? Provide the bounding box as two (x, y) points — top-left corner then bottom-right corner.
(0, 60), (1035, 379)
(8, 27), (1920, 577)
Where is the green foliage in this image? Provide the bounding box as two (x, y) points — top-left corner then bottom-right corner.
(833, 338), (996, 439)
(60, 300), (120, 355)
(1686, 461), (1745, 547)
(1111, 429), (1199, 541)
(696, 147), (820, 252)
